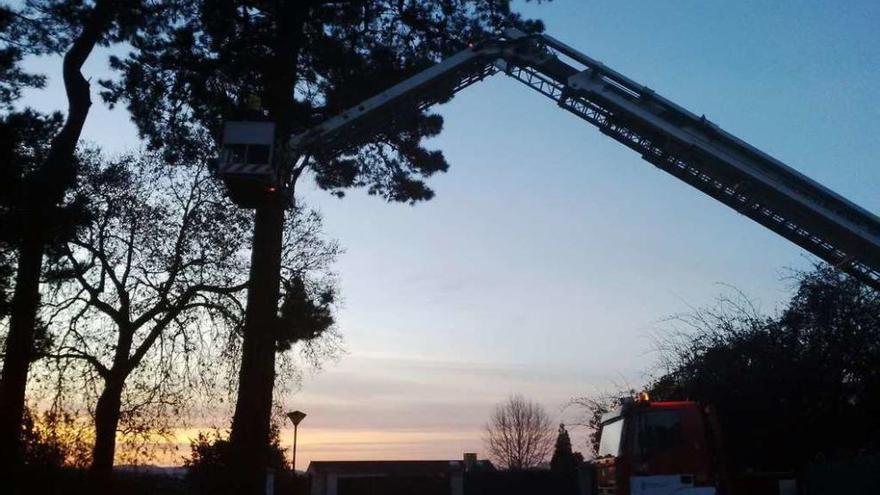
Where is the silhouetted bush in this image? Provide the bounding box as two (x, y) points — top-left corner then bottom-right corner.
(185, 426), (308, 495)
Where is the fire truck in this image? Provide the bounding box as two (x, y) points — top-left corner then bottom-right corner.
(594, 394), (796, 495)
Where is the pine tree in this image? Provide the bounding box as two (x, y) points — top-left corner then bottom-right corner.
(102, 3), (546, 493)
(550, 423), (583, 473)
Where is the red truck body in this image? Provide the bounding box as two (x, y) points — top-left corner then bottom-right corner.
(595, 395), (795, 495)
(595, 397), (721, 495)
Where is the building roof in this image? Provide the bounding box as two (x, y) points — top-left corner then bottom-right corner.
(307, 460), (494, 476)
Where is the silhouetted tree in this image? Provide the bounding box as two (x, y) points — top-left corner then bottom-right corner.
(37, 149), (340, 489)
(0, 110), (72, 343)
(40, 151), (250, 489)
(0, 2), (169, 482)
(100, 2), (546, 492)
(649, 267), (880, 473)
(0, 2), (46, 317)
(550, 423), (584, 494)
(550, 423), (583, 472)
(485, 395), (554, 470)
(0, 106), (93, 489)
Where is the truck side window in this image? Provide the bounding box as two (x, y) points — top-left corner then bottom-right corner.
(635, 410), (683, 461)
(224, 144), (247, 166)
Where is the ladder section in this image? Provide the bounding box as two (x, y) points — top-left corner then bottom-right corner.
(499, 34), (880, 290)
(286, 29), (880, 291)
(290, 44), (501, 155)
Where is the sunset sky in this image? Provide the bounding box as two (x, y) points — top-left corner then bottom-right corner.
(16, 0), (880, 469)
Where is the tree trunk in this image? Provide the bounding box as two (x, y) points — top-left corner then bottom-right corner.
(0, 225), (44, 487)
(230, 205), (285, 493)
(228, 3), (307, 494)
(88, 380), (125, 495)
(88, 316), (134, 495)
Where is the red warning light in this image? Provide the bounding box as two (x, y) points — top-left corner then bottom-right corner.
(266, 187), (277, 193)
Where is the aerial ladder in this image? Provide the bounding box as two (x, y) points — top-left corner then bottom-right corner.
(219, 29), (880, 291)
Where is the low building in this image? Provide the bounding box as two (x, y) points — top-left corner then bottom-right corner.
(307, 453), (493, 495)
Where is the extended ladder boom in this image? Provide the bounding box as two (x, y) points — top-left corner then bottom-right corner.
(286, 30), (880, 290)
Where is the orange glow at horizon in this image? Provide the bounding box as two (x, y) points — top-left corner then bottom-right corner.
(144, 426), (486, 468)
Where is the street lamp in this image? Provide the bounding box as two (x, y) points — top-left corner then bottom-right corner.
(286, 410), (307, 472)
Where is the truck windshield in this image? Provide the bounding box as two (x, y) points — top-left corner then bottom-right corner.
(598, 418), (624, 458)
(635, 410), (683, 460)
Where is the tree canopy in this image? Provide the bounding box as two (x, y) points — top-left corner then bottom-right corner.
(100, 0), (546, 202)
(0, 5), (45, 110)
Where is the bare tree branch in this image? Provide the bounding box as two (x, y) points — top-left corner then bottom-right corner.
(484, 395), (554, 470)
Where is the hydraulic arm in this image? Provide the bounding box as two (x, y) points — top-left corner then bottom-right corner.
(226, 29), (880, 290)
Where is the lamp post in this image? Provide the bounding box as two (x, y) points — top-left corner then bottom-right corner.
(286, 410), (306, 472)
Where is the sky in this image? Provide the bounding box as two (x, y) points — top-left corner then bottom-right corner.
(14, 0), (880, 468)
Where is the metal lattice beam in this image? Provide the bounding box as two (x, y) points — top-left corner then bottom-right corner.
(285, 29), (880, 291)
(502, 60), (880, 290)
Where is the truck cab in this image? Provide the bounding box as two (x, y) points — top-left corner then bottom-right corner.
(596, 395), (721, 495)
